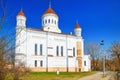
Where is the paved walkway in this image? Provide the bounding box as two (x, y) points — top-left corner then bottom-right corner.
(79, 72), (115, 80)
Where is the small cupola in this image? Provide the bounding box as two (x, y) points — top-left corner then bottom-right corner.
(74, 21), (82, 36)
(16, 9), (26, 27)
(75, 22), (81, 29)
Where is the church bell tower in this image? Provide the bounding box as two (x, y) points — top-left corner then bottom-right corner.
(42, 3), (61, 33)
(74, 21), (82, 36)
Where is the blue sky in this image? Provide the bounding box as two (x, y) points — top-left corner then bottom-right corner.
(1, 0), (120, 49)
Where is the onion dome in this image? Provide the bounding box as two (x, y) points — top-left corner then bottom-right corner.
(43, 7), (57, 15)
(75, 23), (81, 28)
(17, 9), (25, 16)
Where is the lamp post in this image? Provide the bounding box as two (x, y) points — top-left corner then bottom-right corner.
(100, 40), (105, 77)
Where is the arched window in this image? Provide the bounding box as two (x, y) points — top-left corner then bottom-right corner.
(73, 47), (75, 56)
(45, 19), (47, 23)
(61, 46), (63, 56)
(84, 61), (86, 66)
(55, 20), (56, 24)
(48, 19), (50, 23)
(35, 60), (37, 67)
(56, 46), (59, 56)
(40, 44), (43, 55)
(52, 19), (53, 23)
(40, 60), (43, 67)
(35, 44), (37, 55)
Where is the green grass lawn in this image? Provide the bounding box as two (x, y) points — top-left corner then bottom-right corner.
(20, 72), (96, 80)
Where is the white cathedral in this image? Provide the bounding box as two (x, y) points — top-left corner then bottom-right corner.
(15, 5), (91, 72)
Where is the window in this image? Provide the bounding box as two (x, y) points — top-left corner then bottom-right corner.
(45, 19), (47, 23)
(48, 19), (50, 23)
(55, 20), (56, 24)
(61, 46), (63, 56)
(73, 47), (75, 56)
(84, 61), (86, 66)
(56, 46), (59, 56)
(40, 60), (43, 67)
(52, 19), (53, 23)
(40, 44), (43, 55)
(35, 60), (37, 67)
(35, 44), (37, 55)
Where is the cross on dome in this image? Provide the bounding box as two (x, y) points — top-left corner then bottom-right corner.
(43, 1), (57, 15)
(75, 20), (81, 28)
(49, 1), (51, 8)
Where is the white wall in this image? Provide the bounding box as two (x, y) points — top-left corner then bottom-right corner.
(83, 55), (91, 71)
(15, 28), (91, 71)
(25, 29), (78, 68)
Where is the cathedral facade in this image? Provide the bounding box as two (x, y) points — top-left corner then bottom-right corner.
(15, 6), (91, 72)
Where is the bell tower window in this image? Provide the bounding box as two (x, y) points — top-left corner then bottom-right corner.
(48, 19), (50, 23)
(55, 20), (56, 24)
(52, 19), (53, 23)
(45, 20), (47, 24)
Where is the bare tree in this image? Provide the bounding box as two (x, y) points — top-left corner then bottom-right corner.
(86, 42), (101, 71)
(0, 0), (8, 79)
(0, 37), (8, 80)
(0, 20), (29, 80)
(109, 41), (120, 71)
(0, 0), (30, 80)
(0, 0), (7, 30)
